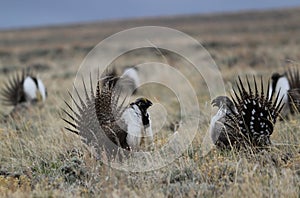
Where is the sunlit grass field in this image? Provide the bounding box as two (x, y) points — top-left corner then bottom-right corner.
(0, 7), (299, 197)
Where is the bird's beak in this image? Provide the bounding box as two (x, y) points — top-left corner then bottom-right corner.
(146, 99), (153, 107)
(211, 99), (217, 107)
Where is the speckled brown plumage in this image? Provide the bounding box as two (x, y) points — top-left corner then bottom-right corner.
(62, 74), (129, 159)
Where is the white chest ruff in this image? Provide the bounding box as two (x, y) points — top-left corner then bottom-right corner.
(23, 77), (38, 101)
(121, 104), (153, 150)
(23, 76), (46, 102)
(276, 77), (290, 104)
(269, 76), (290, 116)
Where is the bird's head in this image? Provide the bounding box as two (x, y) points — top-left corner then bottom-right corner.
(271, 72), (285, 86)
(211, 96), (235, 110)
(133, 97), (152, 111)
(271, 72), (284, 81)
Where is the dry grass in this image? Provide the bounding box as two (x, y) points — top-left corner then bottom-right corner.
(0, 7), (300, 197)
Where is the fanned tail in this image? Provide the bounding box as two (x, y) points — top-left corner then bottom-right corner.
(1, 70), (26, 106)
(287, 67), (300, 113)
(63, 73), (130, 160)
(232, 76), (283, 147)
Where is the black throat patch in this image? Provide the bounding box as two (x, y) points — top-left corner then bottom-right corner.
(142, 112), (150, 127)
(132, 103), (150, 127)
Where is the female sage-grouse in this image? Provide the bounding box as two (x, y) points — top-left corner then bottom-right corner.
(210, 76), (284, 150)
(63, 74), (153, 159)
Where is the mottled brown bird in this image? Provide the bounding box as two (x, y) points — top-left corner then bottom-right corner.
(63, 74), (153, 160)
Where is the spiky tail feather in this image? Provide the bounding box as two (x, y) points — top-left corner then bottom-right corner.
(62, 74), (129, 160)
(1, 69), (34, 106)
(287, 67), (300, 114)
(228, 76), (284, 148)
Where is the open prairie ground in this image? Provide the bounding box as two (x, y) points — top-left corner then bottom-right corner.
(0, 8), (299, 197)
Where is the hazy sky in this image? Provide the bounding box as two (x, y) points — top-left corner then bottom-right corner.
(1, 0), (300, 30)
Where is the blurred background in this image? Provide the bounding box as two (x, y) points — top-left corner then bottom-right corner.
(1, 0), (300, 29)
(1, 0), (300, 97)
(1, 0), (300, 108)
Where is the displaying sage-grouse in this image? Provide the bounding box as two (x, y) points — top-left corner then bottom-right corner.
(1, 69), (47, 119)
(63, 74), (153, 160)
(210, 76), (284, 150)
(120, 66), (140, 95)
(269, 67), (300, 116)
(101, 66), (140, 95)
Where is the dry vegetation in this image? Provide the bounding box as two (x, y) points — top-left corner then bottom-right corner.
(0, 7), (300, 197)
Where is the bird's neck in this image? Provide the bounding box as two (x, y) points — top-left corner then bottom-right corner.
(141, 111), (150, 127)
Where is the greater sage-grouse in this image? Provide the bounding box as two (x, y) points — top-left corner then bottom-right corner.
(102, 66), (140, 95)
(120, 66), (140, 94)
(1, 69), (47, 119)
(63, 74), (153, 159)
(210, 76), (284, 150)
(269, 67), (300, 116)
